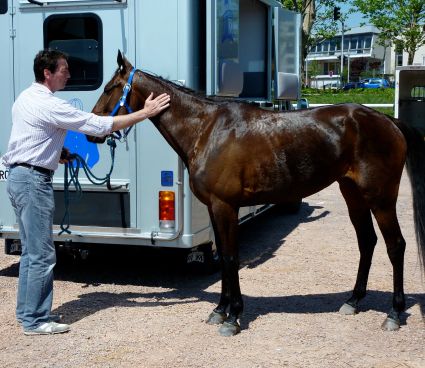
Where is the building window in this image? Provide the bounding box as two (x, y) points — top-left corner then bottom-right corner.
(44, 13), (103, 90)
(350, 38), (357, 50)
(411, 86), (425, 98)
(0, 0), (7, 14)
(396, 53), (403, 66)
(324, 63), (329, 74)
(322, 40), (330, 53)
(364, 37), (372, 49)
(357, 36), (364, 49)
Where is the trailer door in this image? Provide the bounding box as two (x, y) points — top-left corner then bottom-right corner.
(0, 0), (16, 229)
(206, 0), (273, 100)
(11, 1), (142, 230)
(273, 7), (302, 100)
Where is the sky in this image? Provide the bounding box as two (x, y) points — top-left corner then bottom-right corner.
(341, 4), (364, 28)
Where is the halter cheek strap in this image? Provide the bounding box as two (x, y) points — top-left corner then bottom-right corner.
(110, 67), (137, 140)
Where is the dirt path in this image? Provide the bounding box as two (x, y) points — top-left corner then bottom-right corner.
(0, 171), (424, 368)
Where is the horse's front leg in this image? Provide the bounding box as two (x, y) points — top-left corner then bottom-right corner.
(205, 199), (242, 336)
(218, 254), (243, 336)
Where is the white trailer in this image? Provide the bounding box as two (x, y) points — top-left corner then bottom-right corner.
(0, 0), (302, 266)
(394, 65), (425, 136)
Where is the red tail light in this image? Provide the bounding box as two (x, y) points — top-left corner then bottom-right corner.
(159, 191), (175, 230)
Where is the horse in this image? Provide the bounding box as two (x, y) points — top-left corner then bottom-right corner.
(89, 51), (425, 336)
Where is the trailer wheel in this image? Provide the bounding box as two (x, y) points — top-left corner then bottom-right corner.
(5, 239), (22, 255)
(186, 241), (220, 275)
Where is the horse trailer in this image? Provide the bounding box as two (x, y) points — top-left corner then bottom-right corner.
(0, 0), (301, 266)
(394, 65), (425, 137)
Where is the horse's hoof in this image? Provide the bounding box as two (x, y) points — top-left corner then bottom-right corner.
(339, 303), (357, 315)
(206, 311), (227, 325)
(381, 317), (400, 331)
(218, 321), (241, 337)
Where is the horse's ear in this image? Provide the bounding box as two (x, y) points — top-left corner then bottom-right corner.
(117, 50), (125, 70)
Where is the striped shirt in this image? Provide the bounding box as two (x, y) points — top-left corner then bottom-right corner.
(1, 82), (113, 171)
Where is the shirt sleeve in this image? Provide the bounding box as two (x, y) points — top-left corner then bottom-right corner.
(48, 98), (114, 137)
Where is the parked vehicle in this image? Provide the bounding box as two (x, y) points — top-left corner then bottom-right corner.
(362, 78), (391, 89)
(0, 0), (302, 268)
(342, 81), (364, 90)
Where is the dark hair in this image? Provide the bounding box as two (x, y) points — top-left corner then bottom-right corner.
(33, 50), (68, 82)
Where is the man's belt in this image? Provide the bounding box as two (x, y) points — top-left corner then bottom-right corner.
(12, 163), (53, 176)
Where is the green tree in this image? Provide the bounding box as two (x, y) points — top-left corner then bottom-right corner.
(351, 0), (425, 65)
(280, 1), (349, 62)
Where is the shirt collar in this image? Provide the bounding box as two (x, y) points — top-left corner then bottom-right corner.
(32, 82), (54, 95)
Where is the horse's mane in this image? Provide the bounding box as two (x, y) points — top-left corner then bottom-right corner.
(141, 70), (252, 106)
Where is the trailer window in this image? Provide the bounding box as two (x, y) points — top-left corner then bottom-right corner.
(0, 0), (7, 14)
(216, 0), (268, 98)
(44, 13), (103, 90)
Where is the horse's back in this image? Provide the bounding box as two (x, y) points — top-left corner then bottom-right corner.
(191, 103), (407, 205)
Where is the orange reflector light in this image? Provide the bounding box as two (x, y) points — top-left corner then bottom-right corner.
(159, 191), (175, 230)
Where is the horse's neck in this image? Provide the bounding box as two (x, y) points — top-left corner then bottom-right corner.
(142, 76), (215, 165)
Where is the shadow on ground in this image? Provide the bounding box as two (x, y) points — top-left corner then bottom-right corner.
(1, 200), (423, 330)
(0, 201), (328, 288)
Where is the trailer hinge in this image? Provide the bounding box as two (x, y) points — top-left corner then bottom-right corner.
(10, 6), (16, 15)
(150, 230), (158, 245)
(9, 28), (16, 39)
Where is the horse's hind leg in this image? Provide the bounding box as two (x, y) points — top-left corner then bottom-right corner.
(372, 206), (406, 330)
(339, 178), (378, 314)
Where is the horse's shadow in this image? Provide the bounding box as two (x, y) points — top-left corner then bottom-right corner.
(51, 288), (424, 330)
(2, 201), (423, 328)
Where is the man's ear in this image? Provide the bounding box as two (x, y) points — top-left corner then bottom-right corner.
(43, 68), (51, 81)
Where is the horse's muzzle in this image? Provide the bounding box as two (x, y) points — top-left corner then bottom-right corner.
(85, 134), (108, 144)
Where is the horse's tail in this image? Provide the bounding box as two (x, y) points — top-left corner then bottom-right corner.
(394, 117), (425, 273)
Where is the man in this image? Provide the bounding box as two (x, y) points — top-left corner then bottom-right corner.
(1, 50), (170, 335)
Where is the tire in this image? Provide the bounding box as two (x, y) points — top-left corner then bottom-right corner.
(186, 241), (220, 275)
(5, 239), (21, 255)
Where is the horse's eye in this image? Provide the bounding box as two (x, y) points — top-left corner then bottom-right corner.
(104, 82), (119, 93)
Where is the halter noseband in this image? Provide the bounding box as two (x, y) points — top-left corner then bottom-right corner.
(110, 67), (137, 140)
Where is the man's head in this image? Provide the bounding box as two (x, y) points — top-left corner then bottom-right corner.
(33, 50), (70, 92)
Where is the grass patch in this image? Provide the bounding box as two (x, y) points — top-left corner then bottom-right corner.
(302, 88), (395, 116)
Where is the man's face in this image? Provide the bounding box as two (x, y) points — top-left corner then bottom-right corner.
(44, 58), (70, 92)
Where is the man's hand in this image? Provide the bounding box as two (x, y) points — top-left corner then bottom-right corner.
(142, 92), (170, 118)
(59, 148), (74, 164)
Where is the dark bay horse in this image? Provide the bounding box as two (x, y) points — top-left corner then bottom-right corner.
(89, 51), (425, 336)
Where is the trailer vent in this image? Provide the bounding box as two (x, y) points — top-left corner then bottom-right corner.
(53, 190), (130, 228)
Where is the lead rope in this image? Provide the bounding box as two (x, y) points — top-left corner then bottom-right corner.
(59, 67), (137, 235)
(59, 137), (120, 235)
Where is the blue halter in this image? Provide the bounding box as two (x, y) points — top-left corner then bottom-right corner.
(110, 67), (137, 140)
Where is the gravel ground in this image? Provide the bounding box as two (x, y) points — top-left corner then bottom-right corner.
(0, 171), (424, 368)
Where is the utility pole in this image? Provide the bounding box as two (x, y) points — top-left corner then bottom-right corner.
(305, 58), (308, 87)
(333, 7), (344, 86)
(340, 21), (344, 86)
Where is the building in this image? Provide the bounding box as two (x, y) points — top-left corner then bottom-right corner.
(390, 43), (425, 72)
(306, 25), (392, 88)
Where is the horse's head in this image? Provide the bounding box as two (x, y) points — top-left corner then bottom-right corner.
(87, 50), (140, 143)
